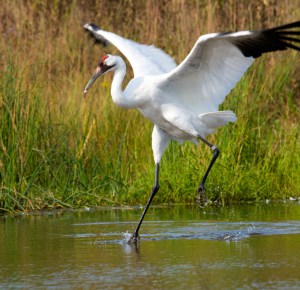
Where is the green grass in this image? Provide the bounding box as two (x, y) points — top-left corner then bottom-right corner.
(0, 0), (299, 212)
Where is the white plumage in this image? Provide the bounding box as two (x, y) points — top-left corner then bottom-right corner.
(83, 21), (300, 242)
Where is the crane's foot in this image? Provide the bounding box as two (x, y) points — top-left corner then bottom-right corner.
(127, 232), (140, 244)
(197, 182), (207, 207)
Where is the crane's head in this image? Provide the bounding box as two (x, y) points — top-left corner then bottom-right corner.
(84, 54), (116, 94)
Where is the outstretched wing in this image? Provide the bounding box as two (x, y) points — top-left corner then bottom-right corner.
(160, 21), (300, 114)
(83, 23), (177, 77)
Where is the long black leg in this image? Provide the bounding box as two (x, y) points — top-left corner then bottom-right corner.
(130, 163), (160, 243)
(197, 135), (220, 205)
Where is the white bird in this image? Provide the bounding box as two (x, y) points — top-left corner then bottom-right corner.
(83, 21), (300, 242)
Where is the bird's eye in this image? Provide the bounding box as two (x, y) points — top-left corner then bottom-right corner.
(99, 61), (107, 67)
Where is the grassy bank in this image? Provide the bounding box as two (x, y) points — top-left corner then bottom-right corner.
(0, 0), (299, 212)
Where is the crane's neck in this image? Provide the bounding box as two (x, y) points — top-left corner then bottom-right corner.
(111, 57), (137, 109)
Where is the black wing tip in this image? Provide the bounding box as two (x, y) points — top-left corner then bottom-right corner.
(267, 20), (300, 32)
(82, 23), (110, 47)
(232, 20), (300, 58)
(263, 20), (300, 53)
(82, 23), (102, 34)
(89, 23), (101, 31)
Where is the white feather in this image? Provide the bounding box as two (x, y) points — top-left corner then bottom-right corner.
(83, 22), (300, 164)
(83, 21), (300, 240)
(84, 24), (176, 77)
(161, 34), (254, 114)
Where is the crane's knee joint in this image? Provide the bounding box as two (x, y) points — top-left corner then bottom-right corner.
(152, 184), (160, 193)
(211, 145), (218, 151)
(211, 145), (219, 156)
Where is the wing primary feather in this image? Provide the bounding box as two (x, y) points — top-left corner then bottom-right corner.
(266, 20), (300, 32)
(230, 22), (300, 58)
(277, 35), (300, 42)
(275, 31), (300, 35)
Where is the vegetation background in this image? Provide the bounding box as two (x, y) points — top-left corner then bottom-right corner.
(0, 0), (299, 212)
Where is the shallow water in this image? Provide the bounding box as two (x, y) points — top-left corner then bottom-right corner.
(1, 202), (300, 289)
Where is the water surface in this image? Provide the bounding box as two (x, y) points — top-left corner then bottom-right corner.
(1, 202), (300, 289)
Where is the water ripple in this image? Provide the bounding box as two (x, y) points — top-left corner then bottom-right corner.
(77, 220), (300, 245)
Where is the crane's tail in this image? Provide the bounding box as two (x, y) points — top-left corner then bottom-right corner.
(198, 110), (237, 131)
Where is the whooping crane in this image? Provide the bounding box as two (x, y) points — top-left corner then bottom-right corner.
(83, 21), (300, 243)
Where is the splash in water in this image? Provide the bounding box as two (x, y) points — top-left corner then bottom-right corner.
(122, 231), (134, 243)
